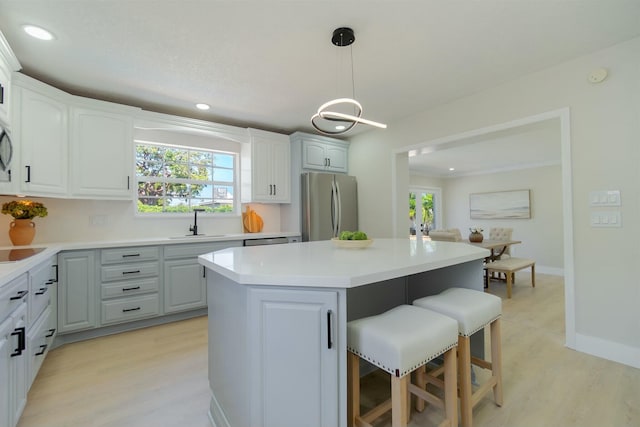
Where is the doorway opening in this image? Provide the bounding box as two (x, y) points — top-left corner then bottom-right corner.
(409, 187), (442, 237)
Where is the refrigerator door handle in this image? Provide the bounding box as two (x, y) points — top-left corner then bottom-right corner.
(331, 180), (339, 237)
(334, 180), (342, 237)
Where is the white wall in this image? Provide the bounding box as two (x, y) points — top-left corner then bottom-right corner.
(0, 196), (283, 245)
(350, 37), (640, 367)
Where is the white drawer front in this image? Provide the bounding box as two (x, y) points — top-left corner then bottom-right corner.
(0, 273), (28, 321)
(101, 294), (160, 325)
(164, 241), (242, 259)
(27, 306), (53, 385)
(100, 262), (160, 282)
(28, 284), (51, 326)
(101, 278), (159, 299)
(101, 246), (159, 264)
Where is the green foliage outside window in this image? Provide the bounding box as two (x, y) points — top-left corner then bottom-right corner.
(135, 143), (236, 214)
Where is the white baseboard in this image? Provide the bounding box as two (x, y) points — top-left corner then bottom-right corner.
(575, 333), (640, 369)
(536, 265), (564, 276)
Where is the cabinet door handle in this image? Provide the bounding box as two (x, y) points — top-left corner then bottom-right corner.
(10, 290), (28, 300)
(122, 253), (141, 258)
(203, 266), (206, 278)
(122, 307), (141, 313)
(35, 287), (47, 295)
(122, 286), (141, 292)
(273, 184), (276, 196)
(0, 83), (4, 104)
(45, 328), (56, 338)
(127, 175), (130, 190)
(327, 310), (334, 349)
(10, 327), (26, 357)
(35, 344), (48, 356)
(122, 270), (141, 275)
(25, 165), (31, 183)
(53, 264), (59, 283)
(328, 158), (331, 167)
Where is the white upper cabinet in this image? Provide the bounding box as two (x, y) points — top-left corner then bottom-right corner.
(0, 31), (21, 131)
(290, 132), (349, 173)
(241, 128), (291, 203)
(9, 75), (69, 197)
(69, 99), (139, 199)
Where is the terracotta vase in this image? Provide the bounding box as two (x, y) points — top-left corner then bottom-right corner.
(469, 231), (484, 243)
(9, 218), (36, 246)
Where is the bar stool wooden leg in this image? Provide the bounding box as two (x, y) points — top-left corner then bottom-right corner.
(347, 352), (360, 427)
(491, 318), (504, 406)
(443, 347), (458, 427)
(391, 375), (409, 427)
(414, 366), (427, 412)
(458, 335), (473, 427)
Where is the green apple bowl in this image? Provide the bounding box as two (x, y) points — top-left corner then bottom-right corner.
(331, 238), (373, 249)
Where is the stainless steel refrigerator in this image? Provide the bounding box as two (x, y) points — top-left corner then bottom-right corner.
(301, 172), (358, 241)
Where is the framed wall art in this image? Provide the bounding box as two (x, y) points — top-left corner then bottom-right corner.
(469, 189), (531, 219)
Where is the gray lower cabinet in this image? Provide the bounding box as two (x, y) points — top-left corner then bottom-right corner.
(163, 241), (242, 314)
(58, 250), (96, 333)
(99, 246), (161, 325)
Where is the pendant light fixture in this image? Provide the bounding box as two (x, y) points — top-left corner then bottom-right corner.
(311, 27), (387, 135)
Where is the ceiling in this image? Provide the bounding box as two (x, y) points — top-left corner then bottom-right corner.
(0, 1), (639, 175)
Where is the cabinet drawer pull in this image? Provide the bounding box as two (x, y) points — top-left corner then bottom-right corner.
(10, 290), (28, 300)
(122, 253), (141, 258)
(35, 344), (48, 356)
(327, 310), (333, 349)
(122, 307), (141, 313)
(122, 286), (141, 292)
(122, 270), (141, 275)
(25, 165), (31, 183)
(10, 327), (26, 357)
(45, 328), (56, 338)
(46, 280), (55, 285)
(35, 287), (48, 295)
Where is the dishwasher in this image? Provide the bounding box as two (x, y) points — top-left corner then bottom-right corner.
(243, 236), (291, 246)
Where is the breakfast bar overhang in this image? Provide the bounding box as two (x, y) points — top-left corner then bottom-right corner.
(199, 238), (489, 427)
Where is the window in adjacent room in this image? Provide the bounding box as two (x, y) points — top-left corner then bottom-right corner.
(135, 141), (237, 215)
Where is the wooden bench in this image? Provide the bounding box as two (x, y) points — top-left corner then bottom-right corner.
(484, 257), (535, 298)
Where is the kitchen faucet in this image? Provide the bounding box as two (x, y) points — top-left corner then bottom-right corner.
(189, 208), (206, 235)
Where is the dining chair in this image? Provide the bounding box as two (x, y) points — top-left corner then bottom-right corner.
(488, 227), (513, 281)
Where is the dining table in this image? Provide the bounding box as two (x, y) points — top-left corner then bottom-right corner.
(466, 239), (522, 261)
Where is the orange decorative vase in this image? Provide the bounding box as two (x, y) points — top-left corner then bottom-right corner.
(469, 231), (483, 243)
(9, 219), (36, 246)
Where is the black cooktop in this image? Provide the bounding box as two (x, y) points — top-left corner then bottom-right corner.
(0, 247), (46, 263)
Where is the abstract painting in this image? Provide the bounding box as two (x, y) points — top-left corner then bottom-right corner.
(470, 190), (531, 219)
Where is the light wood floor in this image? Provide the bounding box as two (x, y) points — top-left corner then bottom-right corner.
(18, 273), (640, 427)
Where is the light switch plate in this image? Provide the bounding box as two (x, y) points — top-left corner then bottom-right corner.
(591, 211), (622, 227)
(589, 190), (621, 206)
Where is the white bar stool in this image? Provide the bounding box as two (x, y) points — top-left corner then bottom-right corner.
(347, 304), (459, 427)
(413, 287), (503, 427)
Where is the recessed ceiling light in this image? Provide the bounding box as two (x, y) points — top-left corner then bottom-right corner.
(449, 167), (455, 171)
(195, 103), (210, 110)
(335, 125), (346, 131)
(23, 25), (54, 41)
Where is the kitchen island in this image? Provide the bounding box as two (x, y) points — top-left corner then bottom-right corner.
(199, 238), (489, 427)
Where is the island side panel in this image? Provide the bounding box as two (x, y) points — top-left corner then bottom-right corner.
(406, 258), (485, 296)
(207, 271), (250, 427)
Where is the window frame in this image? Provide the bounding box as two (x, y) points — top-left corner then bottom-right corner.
(134, 139), (239, 216)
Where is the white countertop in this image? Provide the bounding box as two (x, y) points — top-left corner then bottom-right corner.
(0, 231), (299, 287)
(198, 238), (490, 288)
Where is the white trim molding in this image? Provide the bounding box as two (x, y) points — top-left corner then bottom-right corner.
(575, 333), (640, 369)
